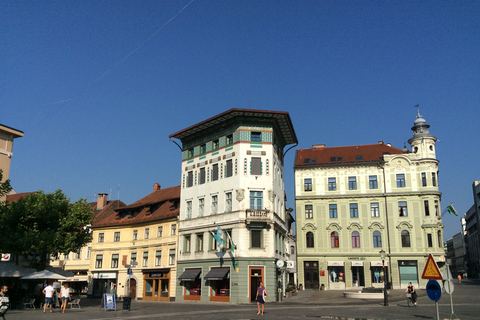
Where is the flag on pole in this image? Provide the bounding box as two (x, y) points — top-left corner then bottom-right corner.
(210, 226), (225, 248)
(225, 230), (236, 254)
(446, 204), (458, 216)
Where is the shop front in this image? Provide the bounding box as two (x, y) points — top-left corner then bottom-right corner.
(91, 272), (117, 298)
(398, 260), (418, 286)
(178, 268), (202, 301)
(204, 267), (230, 302)
(143, 268), (171, 301)
(350, 261), (365, 287)
(370, 261), (389, 288)
(327, 261), (345, 290)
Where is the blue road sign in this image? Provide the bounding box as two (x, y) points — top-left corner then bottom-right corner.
(426, 279), (442, 301)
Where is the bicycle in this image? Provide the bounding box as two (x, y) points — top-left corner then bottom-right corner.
(406, 293), (416, 307)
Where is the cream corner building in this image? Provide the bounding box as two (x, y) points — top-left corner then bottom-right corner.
(295, 111), (443, 290)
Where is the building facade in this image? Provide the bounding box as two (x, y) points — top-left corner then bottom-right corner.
(170, 109), (297, 303)
(295, 112), (444, 290)
(89, 185), (180, 301)
(465, 180), (480, 278)
(0, 124), (23, 201)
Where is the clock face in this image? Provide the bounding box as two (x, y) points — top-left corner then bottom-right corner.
(276, 260), (284, 268)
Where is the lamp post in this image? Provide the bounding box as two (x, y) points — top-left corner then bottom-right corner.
(379, 249), (388, 306)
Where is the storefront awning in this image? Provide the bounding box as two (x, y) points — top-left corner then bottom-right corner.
(178, 269), (201, 281)
(327, 261), (345, 266)
(351, 261), (364, 267)
(204, 268), (229, 281)
(370, 261), (389, 267)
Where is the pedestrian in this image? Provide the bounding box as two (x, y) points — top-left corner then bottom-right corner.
(60, 283), (70, 313)
(43, 282), (55, 313)
(457, 273), (462, 283)
(405, 282), (417, 306)
(0, 285), (9, 315)
(255, 281), (268, 315)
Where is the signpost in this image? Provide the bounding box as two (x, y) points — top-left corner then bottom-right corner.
(422, 254), (443, 320)
(443, 260), (458, 320)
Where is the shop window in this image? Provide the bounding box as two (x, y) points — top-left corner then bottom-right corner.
(328, 267), (345, 283)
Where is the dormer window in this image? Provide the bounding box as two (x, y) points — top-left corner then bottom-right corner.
(251, 132), (262, 142)
(355, 155), (363, 160)
(200, 144), (206, 155)
(188, 148), (194, 159)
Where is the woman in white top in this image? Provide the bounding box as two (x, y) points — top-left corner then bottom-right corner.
(60, 283), (71, 313)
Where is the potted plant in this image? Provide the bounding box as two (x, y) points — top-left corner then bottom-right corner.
(320, 284), (325, 291)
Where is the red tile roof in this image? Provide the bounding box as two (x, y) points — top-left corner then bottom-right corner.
(5, 192), (36, 205)
(91, 185), (180, 228)
(295, 143), (407, 166)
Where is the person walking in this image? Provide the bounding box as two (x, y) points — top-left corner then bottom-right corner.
(255, 281), (268, 315)
(60, 283), (70, 313)
(405, 282), (417, 306)
(457, 273), (462, 283)
(43, 282), (55, 313)
(0, 285), (9, 316)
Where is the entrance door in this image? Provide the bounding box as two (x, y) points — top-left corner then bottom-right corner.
(249, 267), (264, 302)
(304, 261), (319, 289)
(352, 267), (365, 287)
(129, 278), (137, 299)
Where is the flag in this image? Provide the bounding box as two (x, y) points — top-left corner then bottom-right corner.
(210, 226), (225, 248)
(446, 204), (458, 216)
(225, 230), (236, 253)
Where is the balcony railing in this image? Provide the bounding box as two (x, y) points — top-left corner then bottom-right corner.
(245, 209), (271, 224)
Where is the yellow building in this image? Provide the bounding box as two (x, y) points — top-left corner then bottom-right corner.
(0, 123), (23, 201)
(89, 184), (180, 301)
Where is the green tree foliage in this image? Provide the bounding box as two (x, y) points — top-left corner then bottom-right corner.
(0, 170), (12, 202)
(0, 189), (93, 269)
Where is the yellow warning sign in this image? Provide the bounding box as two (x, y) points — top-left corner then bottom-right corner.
(422, 254), (443, 280)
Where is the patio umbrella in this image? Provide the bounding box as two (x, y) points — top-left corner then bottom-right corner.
(21, 269), (71, 280)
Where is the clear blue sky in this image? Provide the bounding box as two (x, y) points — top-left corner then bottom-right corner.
(2, 1), (478, 241)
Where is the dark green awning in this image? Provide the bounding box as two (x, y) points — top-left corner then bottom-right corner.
(204, 268), (229, 281)
(178, 269), (200, 281)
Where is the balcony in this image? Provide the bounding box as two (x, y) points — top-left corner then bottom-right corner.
(245, 209), (272, 226)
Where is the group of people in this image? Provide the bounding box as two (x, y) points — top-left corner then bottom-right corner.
(42, 282), (71, 313)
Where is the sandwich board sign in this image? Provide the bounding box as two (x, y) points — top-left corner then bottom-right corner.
(103, 293), (116, 311)
(421, 254), (443, 280)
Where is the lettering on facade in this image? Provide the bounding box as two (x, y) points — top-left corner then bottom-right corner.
(247, 209), (269, 218)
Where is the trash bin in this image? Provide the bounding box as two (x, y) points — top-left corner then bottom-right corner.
(122, 297), (132, 311)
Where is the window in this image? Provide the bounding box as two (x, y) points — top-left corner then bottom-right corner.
(157, 226), (163, 237)
(186, 200), (192, 219)
(434, 200), (439, 216)
(224, 229), (233, 249)
(328, 177), (336, 191)
(427, 234), (433, 248)
(212, 195), (218, 214)
(251, 131), (262, 142)
(196, 234), (204, 252)
(422, 172), (427, 186)
(198, 198), (204, 217)
(250, 191), (263, 209)
(438, 231), (442, 248)
(184, 235), (191, 253)
(225, 193), (232, 212)
(169, 249), (175, 265)
(98, 233), (104, 243)
(114, 232), (120, 242)
(348, 176), (357, 190)
(226, 159), (233, 177)
(209, 232), (217, 250)
(399, 201), (408, 216)
(171, 224), (177, 236)
(86, 246), (91, 259)
(226, 134), (233, 145)
(95, 254), (103, 268)
(369, 175), (378, 189)
(290, 246), (295, 254)
(199, 167), (206, 184)
(424, 200), (430, 216)
(306, 232), (314, 248)
(143, 251), (148, 267)
(304, 178), (312, 191)
(212, 139), (219, 150)
(305, 204), (313, 219)
(251, 157), (261, 175)
(155, 250), (162, 266)
(371, 203), (379, 217)
(331, 232), (339, 248)
(401, 230), (410, 247)
(212, 164), (219, 181)
(329, 204), (337, 218)
(251, 229), (262, 248)
(187, 171), (193, 187)
(396, 174), (406, 188)
(373, 231), (382, 248)
(132, 230), (138, 241)
(131, 253), (137, 264)
(432, 172), (437, 186)
(350, 203), (358, 218)
(188, 148), (194, 158)
(200, 144), (206, 155)
(144, 228), (149, 239)
(351, 231), (360, 248)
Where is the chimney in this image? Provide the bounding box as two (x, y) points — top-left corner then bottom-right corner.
(153, 183), (161, 192)
(97, 193), (108, 209)
(378, 141), (384, 144)
(312, 144), (325, 149)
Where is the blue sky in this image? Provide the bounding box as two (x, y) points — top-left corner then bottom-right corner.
(2, 1), (478, 241)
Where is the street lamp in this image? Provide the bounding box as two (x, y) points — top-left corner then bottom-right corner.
(379, 249), (388, 306)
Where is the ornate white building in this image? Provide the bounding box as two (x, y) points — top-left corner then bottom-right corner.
(295, 111), (444, 290)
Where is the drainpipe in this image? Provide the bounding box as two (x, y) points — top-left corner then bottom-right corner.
(380, 162), (394, 288)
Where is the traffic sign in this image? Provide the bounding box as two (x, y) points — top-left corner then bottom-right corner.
(422, 254), (443, 280)
(426, 280), (442, 301)
(444, 280), (454, 294)
(443, 265), (453, 281)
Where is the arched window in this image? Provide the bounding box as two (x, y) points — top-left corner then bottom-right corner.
(352, 231), (360, 248)
(401, 230), (410, 247)
(290, 245), (295, 254)
(306, 232), (314, 248)
(373, 231), (382, 248)
(331, 231), (339, 248)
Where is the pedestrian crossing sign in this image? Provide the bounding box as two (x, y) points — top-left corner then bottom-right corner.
(421, 254), (443, 280)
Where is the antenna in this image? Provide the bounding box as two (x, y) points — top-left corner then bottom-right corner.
(117, 184), (120, 200)
(109, 187), (112, 200)
(414, 104), (421, 118)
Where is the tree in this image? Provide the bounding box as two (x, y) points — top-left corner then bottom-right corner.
(0, 169), (12, 203)
(0, 189), (93, 269)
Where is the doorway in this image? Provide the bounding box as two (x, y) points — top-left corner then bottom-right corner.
(249, 267), (264, 302)
(129, 278), (137, 299)
(304, 261), (319, 289)
(351, 266), (365, 287)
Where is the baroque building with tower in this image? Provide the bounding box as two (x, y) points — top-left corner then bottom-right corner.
(294, 111), (443, 290)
